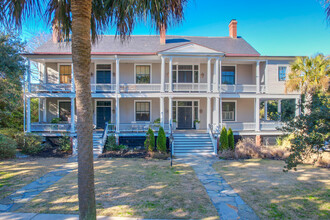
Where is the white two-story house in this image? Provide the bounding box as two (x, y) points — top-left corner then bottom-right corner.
(24, 20), (301, 155)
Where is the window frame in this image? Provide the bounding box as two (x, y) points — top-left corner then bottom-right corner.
(58, 63), (72, 84)
(57, 100), (71, 122)
(222, 100), (237, 122)
(172, 99), (200, 128)
(221, 65), (237, 85)
(94, 63), (112, 84)
(277, 65), (288, 82)
(134, 64), (152, 84)
(172, 64), (200, 83)
(134, 100), (152, 122)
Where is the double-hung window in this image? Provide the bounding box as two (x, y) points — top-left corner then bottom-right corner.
(135, 102), (151, 121)
(221, 66), (235, 84)
(222, 102), (236, 121)
(59, 65), (72, 84)
(278, 66), (287, 81)
(96, 64), (111, 84)
(136, 65), (151, 84)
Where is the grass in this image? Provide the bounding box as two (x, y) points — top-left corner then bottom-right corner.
(0, 157), (68, 200)
(17, 158), (219, 219)
(213, 159), (330, 219)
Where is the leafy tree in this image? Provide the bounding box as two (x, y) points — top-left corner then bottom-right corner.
(156, 127), (166, 153)
(219, 127), (228, 151)
(281, 93), (330, 171)
(144, 128), (155, 152)
(286, 54), (329, 115)
(227, 128), (234, 150)
(2, 1), (186, 218)
(0, 31), (26, 129)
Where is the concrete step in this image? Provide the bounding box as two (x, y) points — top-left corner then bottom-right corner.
(174, 152), (215, 156)
(174, 141), (213, 145)
(173, 134), (209, 137)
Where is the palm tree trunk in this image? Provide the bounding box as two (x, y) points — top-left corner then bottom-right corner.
(303, 90), (313, 116)
(71, 0), (96, 219)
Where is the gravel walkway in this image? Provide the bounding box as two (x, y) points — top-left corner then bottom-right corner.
(176, 155), (259, 220)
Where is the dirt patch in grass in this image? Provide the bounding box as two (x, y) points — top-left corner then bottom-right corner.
(18, 158), (218, 219)
(0, 157), (68, 199)
(213, 159), (330, 219)
(99, 150), (147, 158)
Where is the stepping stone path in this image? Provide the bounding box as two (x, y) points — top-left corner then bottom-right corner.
(0, 157), (77, 213)
(176, 155), (259, 220)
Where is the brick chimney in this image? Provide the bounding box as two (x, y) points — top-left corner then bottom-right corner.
(52, 24), (61, 43)
(229, 19), (237, 39)
(160, 24), (166, 45)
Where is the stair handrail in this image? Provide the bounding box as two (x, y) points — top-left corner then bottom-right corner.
(101, 122), (109, 148)
(169, 121), (173, 167)
(208, 124), (218, 155)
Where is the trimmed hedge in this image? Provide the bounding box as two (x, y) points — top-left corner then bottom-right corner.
(144, 128), (155, 152)
(219, 127), (228, 151)
(228, 128), (235, 150)
(156, 127), (166, 153)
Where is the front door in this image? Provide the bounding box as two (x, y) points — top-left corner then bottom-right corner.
(96, 101), (111, 129)
(177, 101), (193, 129)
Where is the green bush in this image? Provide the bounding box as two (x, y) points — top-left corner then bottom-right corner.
(144, 128), (155, 152)
(58, 136), (71, 152)
(0, 134), (17, 159)
(51, 118), (61, 123)
(104, 135), (127, 151)
(156, 126), (166, 153)
(0, 128), (20, 139)
(219, 127), (228, 151)
(227, 128), (235, 150)
(19, 133), (43, 155)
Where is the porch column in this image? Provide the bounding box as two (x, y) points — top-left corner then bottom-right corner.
(278, 99), (282, 121)
(43, 62), (47, 83)
(214, 58), (219, 92)
(207, 58), (211, 92)
(207, 97), (211, 131)
(255, 98), (260, 131)
(215, 97), (220, 125)
(160, 97), (165, 127)
(43, 98), (47, 122)
(27, 59), (31, 93)
(71, 98), (75, 133)
(169, 97), (173, 132)
(71, 64), (75, 93)
(220, 97), (223, 128)
(27, 97), (31, 132)
(264, 100), (268, 120)
(169, 57), (173, 92)
(116, 97), (120, 133)
(161, 56), (165, 92)
(219, 59), (222, 93)
(295, 98), (300, 116)
(116, 58), (120, 93)
(256, 61), (260, 94)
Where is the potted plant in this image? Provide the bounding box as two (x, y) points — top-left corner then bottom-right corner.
(172, 119), (177, 130)
(194, 119), (200, 130)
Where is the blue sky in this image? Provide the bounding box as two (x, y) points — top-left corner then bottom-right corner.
(22, 0), (330, 56)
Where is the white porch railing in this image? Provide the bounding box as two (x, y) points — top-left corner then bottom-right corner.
(91, 84), (116, 93)
(169, 83), (208, 92)
(220, 84), (258, 93)
(260, 121), (283, 130)
(31, 123), (71, 132)
(109, 123), (169, 133)
(30, 83), (71, 92)
(222, 122), (256, 131)
(119, 84), (161, 93)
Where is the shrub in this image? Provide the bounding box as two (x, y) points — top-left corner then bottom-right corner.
(0, 128), (20, 139)
(149, 151), (169, 159)
(58, 136), (71, 152)
(219, 127), (228, 151)
(51, 118), (61, 123)
(156, 126), (166, 153)
(104, 135), (127, 151)
(110, 144), (128, 151)
(19, 133), (43, 155)
(227, 128), (234, 150)
(144, 128), (155, 152)
(0, 134), (17, 159)
(234, 138), (261, 159)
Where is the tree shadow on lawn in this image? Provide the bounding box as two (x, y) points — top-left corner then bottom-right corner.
(213, 159), (330, 219)
(17, 158), (219, 219)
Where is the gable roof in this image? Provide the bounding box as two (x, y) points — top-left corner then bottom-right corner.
(159, 43), (224, 56)
(32, 35), (260, 56)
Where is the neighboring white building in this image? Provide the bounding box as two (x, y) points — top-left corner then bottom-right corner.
(24, 20), (301, 155)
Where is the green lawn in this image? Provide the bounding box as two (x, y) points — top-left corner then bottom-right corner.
(17, 158), (219, 219)
(213, 159), (330, 219)
(0, 157), (68, 200)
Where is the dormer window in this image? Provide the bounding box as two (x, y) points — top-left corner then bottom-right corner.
(222, 66), (235, 85)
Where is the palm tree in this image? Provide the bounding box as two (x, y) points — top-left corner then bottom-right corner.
(285, 54), (329, 115)
(1, 0), (187, 219)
